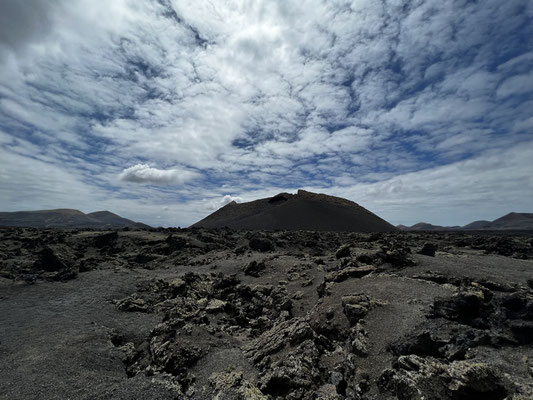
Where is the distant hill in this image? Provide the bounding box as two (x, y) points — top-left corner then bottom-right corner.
(462, 220), (491, 230)
(191, 190), (396, 232)
(0, 209), (150, 229)
(488, 213), (533, 230)
(403, 222), (455, 231)
(398, 212), (533, 231)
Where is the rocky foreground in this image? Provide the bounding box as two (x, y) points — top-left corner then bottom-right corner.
(0, 228), (532, 399)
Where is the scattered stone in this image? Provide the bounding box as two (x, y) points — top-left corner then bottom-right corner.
(509, 320), (533, 344)
(134, 252), (156, 264)
(342, 294), (375, 325)
(32, 246), (77, 280)
(417, 243), (438, 257)
(165, 234), (187, 253)
(249, 237), (274, 252)
(33, 246), (68, 272)
(350, 323), (369, 357)
(378, 241), (415, 267)
(93, 231), (118, 248)
(243, 260), (266, 277)
(356, 252), (376, 264)
(292, 291), (304, 300)
(431, 287), (490, 325)
(169, 277), (186, 292)
(379, 355), (510, 400)
(209, 370), (267, 400)
(325, 265), (376, 283)
(335, 245), (351, 259)
(302, 278), (314, 287)
(116, 296), (149, 313)
(205, 299), (227, 313)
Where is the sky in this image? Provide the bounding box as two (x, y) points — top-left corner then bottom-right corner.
(0, 0), (532, 227)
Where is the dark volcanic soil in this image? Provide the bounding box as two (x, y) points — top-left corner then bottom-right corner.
(1, 227), (532, 399)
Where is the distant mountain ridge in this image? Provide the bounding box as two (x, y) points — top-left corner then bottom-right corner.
(398, 212), (533, 231)
(0, 209), (150, 229)
(192, 190), (396, 232)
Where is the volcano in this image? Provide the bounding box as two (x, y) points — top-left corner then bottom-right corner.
(192, 190), (396, 232)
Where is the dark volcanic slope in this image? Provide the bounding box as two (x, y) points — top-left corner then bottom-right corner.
(0, 209), (150, 229)
(488, 212), (533, 230)
(462, 220), (492, 230)
(192, 190), (396, 232)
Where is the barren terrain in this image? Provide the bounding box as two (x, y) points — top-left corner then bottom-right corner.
(1, 227), (532, 399)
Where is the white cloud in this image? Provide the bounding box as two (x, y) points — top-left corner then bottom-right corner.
(496, 72), (533, 98)
(119, 164), (199, 185)
(208, 194), (243, 211)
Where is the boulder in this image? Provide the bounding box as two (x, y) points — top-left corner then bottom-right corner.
(379, 356), (510, 400)
(325, 265), (376, 283)
(335, 245), (351, 259)
(205, 299), (227, 313)
(249, 237), (274, 252)
(33, 246), (68, 272)
(418, 243), (438, 257)
(342, 294), (374, 325)
(93, 231), (118, 248)
(243, 260), (266, 277)
(116, 296), (149, 313)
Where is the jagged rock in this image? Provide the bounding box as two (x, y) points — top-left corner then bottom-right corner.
(33, 246), (77, 280)
(134, 252), (156, 264)
(379, 241), (415, 267)
(33, 246), (68, 272)
(244, 318), (315, 368)
(209, 370), (267, 400)
(116, 296), (149, 312)
(93, 231), (118, 248)
(355, 252), (377, 264)
(500, 292), (533, 319)
(150, 336), (207, 377)
(413, 271), (464, 286)
(325, 265), (376, 283)
(315, 384), (338, 399)
(350, 323), (369, 357)
(259, 339), (322, 397)
(417, 243), (438, 257)
(78, 257), (98, 272)
(48, 268), (78, 281)
(379, 355), (510, 400)
(165, 234), (187, 253)
(249, 237), (274, 252)
(169, 277), (186, 292)
(243, 260), (266, 277)
(431, 287), (491, 326)
(335, 245), (351, 259)
(205, 299), (227, 313)
(509, 320), (533, 344)
(342, 294), (375, 325)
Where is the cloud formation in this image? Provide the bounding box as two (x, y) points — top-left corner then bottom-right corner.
(208, 195), (243, 211)
(0, 0), (532, 226)
(119, 164), (198, 185)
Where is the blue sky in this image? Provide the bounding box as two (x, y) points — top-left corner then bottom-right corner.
(0, 0), (532, 227)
